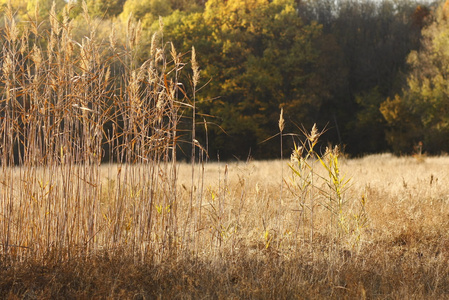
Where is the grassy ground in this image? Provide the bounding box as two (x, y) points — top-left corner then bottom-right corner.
(2, 155), (449, 299)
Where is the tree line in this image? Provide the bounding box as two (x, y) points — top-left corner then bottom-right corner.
(1, 0), (446, 159)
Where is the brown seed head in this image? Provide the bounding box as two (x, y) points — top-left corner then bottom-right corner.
(291, 145), (303, 163)
(278, 108), (285, 132)
(309, 124), (319, 143)
(192, 46), (200, 87)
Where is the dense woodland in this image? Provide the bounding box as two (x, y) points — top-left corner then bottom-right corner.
(1, 0), (448, 159)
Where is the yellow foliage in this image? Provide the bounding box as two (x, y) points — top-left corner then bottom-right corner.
(380, 95), (402, 123)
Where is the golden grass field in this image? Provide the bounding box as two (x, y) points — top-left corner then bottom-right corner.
(3, 154), (449, 298)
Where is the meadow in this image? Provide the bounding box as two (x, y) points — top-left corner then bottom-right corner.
(3, 153), (449, 298)
(1, 3), (449, 299)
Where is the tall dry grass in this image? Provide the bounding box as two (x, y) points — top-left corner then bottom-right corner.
(1, 3), (449, 299)
(0, 2), (193, 264)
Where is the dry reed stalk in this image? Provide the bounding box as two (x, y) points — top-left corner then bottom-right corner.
(277, 108), (285, 241)
(191, 46), (200, 251)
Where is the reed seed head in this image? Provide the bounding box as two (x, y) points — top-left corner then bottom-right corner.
(278, 108), (285, 132)
(192, 46), (200, 86)
(50, 2), (61, 35)
(6, 17), (19, 42)
(290, 142), (303, 163)
(309, 123), (319, 144)
(20, 28), (29, 54)
(82, 0), (90, 23)
(171, 42), (179, 66)
(155, 48), (164, 64)
(150, 32), (158, 58)
(31, 45), (43, 70)
(135, 20), (142, 47)
(3, 52), (12, 75)
(159, 16), (164, 32)
(109, 24), (117, 50)
(127, 16), (136, 48)
(192, 46), (200, 87)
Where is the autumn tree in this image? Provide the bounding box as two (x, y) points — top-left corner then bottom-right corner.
(0, 0), (66, 20)
(381, 0), (449, 153)
(85, 0), (126, 18)
(120, 0), (173, 27)
(163, 0), (326, 159)
(297, 0), (430, 154)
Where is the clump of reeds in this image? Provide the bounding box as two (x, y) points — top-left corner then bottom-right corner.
(0, 1), (201, 264)
(287, 124), (368, 253)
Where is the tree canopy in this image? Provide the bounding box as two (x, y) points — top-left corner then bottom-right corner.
(1, 0), (443, 159)
(381, 0), (449, 154)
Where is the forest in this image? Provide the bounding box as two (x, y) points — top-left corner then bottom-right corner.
(1, 0), (447, 159)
